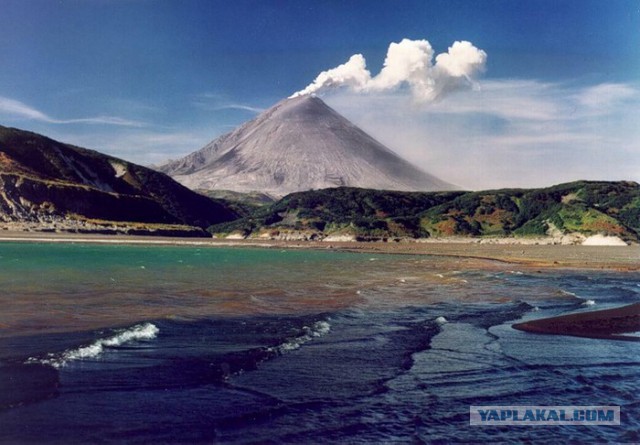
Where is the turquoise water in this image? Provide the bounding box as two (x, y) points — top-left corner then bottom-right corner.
(0, 242), (522, 337)
(0, 242), (638, 443)
(0, 243), (378, 335)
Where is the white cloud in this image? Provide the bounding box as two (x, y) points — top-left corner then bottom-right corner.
(324, 80), (640, 190)
(61, 116), (145, 126)
(291, 38), (486, 102)
(434, 80), (565, 121)
(434, 41), (487, 78)
(192, 93), (264, 114)
(368, 39), (433, 91)
(575, 83), (638, 112)
(0, 96), (144, 127)
(290, 54), (372, 98)
(0, 93), (246, 168)
(0, 96), (51, 121)
(215, 104), (264, 113)
(46, 128), (212, 167)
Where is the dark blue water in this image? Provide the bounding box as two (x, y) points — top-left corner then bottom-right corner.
(0, 244), (638, 443)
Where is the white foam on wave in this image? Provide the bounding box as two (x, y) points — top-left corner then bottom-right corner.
(435, 316), (448, 325)
(582, 299), (596, 306)
(27, 322), (159, 369)
(269, 320), (331, 354)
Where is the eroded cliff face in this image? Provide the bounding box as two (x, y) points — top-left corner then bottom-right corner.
(159, 95), (455, 196)
(0, 173), (170, 223)
(0, 125), (238, 233)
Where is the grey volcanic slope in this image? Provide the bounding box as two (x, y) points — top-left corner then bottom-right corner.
(159, 95), (455, 196)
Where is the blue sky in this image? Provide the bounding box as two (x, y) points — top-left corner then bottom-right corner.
(0, 0), (638, 189)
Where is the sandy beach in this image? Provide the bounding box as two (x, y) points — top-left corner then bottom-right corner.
(0, 230), (637, 271)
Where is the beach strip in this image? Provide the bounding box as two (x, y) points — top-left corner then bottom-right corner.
(0, 231), (637, 271)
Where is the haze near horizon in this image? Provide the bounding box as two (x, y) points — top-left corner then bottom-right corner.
(0, 1), (638, 190)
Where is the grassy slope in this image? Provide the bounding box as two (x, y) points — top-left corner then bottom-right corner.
(209, 181), (640, 242)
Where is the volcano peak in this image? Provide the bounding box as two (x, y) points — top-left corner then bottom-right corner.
(159, 96), (455, 196)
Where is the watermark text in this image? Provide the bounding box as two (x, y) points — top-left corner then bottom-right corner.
(470, 405), (620, 425)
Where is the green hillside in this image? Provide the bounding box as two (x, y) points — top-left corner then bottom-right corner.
(209, 181), (640, 243)
(0, 125), (238, 235)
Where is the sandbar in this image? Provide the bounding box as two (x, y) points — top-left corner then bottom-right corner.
(513, 303), (640, 341)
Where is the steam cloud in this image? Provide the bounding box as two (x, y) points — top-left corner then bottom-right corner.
(291, 39), (487, 102)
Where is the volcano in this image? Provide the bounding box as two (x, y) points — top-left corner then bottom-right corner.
(159, 95), (455, 196)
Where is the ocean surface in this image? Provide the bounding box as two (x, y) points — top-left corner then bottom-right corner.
(0, 242), (638, 444)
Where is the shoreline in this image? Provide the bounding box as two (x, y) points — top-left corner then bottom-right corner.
(0, 231), (637, 271)
(513, 303), (640, 342)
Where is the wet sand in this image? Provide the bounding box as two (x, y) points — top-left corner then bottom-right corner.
(513, 302), (640, 341)
(0, 231), (637, 271)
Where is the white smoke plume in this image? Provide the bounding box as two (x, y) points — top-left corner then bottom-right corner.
(291, 38), (487, 102)
(292, 54), (372, 97)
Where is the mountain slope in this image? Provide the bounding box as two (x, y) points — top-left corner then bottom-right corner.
(159, 95), (455, 196)
(0, 125), (238, 233)
(208, 181), (640, 243)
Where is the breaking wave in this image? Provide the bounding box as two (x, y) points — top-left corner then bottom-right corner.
(26, 322), (159, 368)
(435, 316), (448, 325)
(269, 320), (331, 354)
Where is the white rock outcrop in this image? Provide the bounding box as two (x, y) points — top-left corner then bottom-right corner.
(582, 234), (628, 246)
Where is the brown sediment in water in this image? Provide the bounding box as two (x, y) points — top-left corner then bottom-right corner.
(512, 303), (640, 341)
(0, 231), (636, 339)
